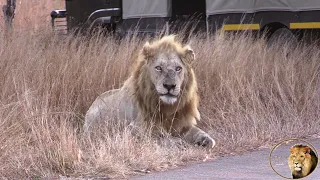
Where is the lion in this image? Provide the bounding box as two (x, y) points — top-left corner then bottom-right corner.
(288, 144), (318, 179)
(83, 35), (215, 148)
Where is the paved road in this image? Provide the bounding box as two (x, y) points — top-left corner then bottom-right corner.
(131, 139), (320, 180)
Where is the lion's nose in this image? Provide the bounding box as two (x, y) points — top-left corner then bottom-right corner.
(295, 162), (298, 165)
(163, 84), (176, 91)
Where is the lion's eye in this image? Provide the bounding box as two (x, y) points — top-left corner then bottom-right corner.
(300, 156), (304, 158)
(155, 66), (162, 72)
(175, 66), (182, 72)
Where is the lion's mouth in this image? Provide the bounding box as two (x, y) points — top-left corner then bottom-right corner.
(159, 93), (177, 97)
(159, 93), (178, 104)
(294, 167), (302, 171)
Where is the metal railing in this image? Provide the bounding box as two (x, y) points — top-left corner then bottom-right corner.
(50, 10), (67, 35)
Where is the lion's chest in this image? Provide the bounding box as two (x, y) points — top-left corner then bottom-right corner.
(143, 111), (190, 136)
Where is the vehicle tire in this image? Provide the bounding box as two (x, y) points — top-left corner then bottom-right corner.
(267, 28), (298, 47)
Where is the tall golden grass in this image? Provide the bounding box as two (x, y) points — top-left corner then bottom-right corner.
(0, 26), (319, 178)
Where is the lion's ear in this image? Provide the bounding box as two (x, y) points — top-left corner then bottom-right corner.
(304, 147), (311, 154)
(183, 45), (195, 64)
(290, 148), (294, 154)
(142, 41), (154, 58)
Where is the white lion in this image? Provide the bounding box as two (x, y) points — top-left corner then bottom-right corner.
(84, 35), (215, 148)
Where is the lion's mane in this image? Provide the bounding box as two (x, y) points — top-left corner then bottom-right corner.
(123, 35), (200, 134)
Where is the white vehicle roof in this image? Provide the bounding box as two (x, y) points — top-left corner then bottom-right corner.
(206, 0), (320, 15)
(122, 0), (171, 19)
(122, 0), (320, 19)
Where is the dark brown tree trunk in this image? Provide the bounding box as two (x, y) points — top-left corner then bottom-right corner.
(2, 0), (16, 30)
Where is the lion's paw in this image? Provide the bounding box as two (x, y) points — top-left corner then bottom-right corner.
(195, 134), (216, 148)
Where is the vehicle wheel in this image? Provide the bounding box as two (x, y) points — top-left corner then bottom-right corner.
(267, 28), (298, 47)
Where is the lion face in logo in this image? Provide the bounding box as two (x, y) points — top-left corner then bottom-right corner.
(288, 144), (318, 179)
(290, 149), (307, 172)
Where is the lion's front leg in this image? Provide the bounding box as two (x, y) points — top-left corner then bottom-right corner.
(182, 126), (216, 148)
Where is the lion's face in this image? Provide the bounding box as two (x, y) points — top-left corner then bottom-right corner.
(289, 150), (308, 171)
(140, 36), (195, 106)
(288, 146), (312, 172)
(148, 52), (186, 104)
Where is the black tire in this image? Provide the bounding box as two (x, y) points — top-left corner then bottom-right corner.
(267, 28), (298, 47)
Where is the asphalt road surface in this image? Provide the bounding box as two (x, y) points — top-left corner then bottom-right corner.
(131, 139), (320, 180)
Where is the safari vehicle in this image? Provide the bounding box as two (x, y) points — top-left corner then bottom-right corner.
(51, 0), (320, 40)
(51, 0), (207, 36)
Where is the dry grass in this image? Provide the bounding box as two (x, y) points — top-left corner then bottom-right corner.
(0, 0), (64, 30)
(0, 24), (320, 178)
